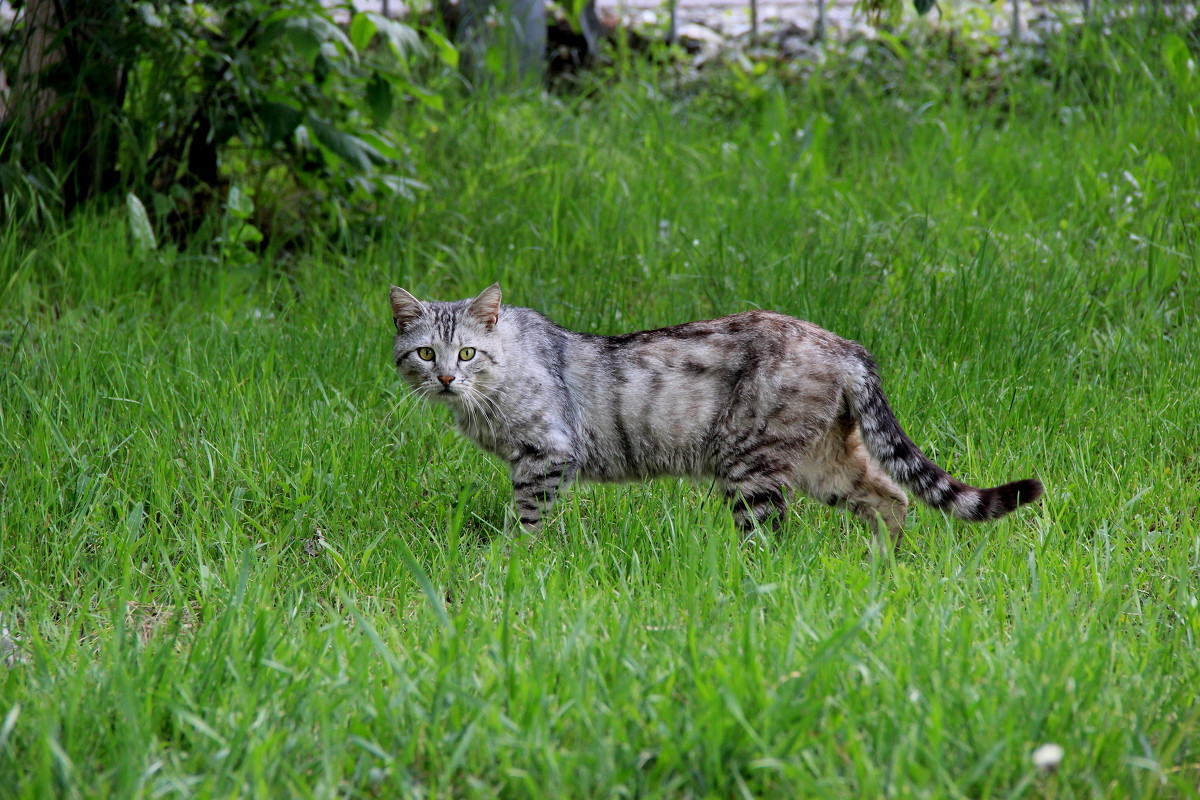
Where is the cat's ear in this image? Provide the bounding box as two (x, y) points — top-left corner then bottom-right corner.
(466, 283), (502, 330)
(389, 286), (427, 332)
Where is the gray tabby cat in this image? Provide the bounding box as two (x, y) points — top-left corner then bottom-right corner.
(389, 283), (1042, 550)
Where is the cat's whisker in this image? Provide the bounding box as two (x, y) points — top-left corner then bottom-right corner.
(462, 385), (501, 443)
(470, 386), (504, 420)
(478, 393), (504, 441)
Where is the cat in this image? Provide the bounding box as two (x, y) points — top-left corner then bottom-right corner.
(389, 283), (1043, 550)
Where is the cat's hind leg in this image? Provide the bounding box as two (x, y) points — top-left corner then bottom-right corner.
(846, 456), (909, 554)
(717, 456), (793, 535)
(800, 423), (909, 553)
(724, 483), (790, 534)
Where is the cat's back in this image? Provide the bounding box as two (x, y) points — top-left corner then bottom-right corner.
(554, 309), (861, 480)
(594, 309), (857, 367)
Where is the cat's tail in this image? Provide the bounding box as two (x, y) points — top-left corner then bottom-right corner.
(846, 352), (1043, 522)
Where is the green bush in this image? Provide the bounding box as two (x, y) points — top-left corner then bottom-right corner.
(0, 0), (457, 254)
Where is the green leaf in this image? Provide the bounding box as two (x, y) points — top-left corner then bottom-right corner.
(375, 174), (429, 201)
(270, 13), (356, 64)
(191, 3), (222, 35)
(877, 30), (912, 62)
(349, 13), (377, 52)
(387, 75), (445, 112)
(226, 186), (255, 220)
(914, 0), (937, 14)
(568, 0), (589, 31)
(357, 131), (404, 161)
(366, 13), (424, 62)
(256, 101), (303, 147)
(1142, 152), (1173, 185)
(1161, 33), (1196, 91)
(306, 117), (381, 172)
(365, 72), (394, 125)
(126, 193), (157, 253)
(135, 2), (165, 28)
(276, 21), (320, 60)
(230, 223), (263, 247)
(423, 27), (459, 68)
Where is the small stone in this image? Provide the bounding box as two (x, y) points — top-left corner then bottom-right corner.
(779, 35), (812, 58)
(678, 22), (724, 60)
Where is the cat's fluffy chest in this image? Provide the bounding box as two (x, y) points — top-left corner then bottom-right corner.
(452, 357), (572, 465)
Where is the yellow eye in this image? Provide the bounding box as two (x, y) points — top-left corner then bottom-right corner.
(417, 347), (435, 361)
(459, 347), (476, 361)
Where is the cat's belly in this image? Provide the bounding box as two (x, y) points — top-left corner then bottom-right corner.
(576, 407), (718, 483)
(577, 455), (711, 483)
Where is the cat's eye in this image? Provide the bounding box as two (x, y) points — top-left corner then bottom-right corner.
(459, 347), (476, 361)
(417, 347), (435, 361)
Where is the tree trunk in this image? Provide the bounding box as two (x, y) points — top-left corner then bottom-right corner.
(3, 0), (128, 213)
(7, 0), (59, 137)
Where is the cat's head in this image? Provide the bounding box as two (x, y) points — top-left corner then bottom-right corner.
(389, 283), (504, 409)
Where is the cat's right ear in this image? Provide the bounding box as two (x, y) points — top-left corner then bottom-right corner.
(466, 283), (502, 330)
(389, 286), (427, 332)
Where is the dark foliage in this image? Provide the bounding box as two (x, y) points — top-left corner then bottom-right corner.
(0, 0), (456, 252)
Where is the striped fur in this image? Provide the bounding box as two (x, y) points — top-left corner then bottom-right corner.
(390, 284), (1043, 550)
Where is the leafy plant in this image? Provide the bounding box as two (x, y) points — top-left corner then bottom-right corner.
(0, 0), (457, 251)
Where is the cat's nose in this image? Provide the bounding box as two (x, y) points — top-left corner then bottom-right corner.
(438, 375), (455, 387)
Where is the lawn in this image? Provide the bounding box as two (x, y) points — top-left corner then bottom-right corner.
(1, 16), (1198, 798)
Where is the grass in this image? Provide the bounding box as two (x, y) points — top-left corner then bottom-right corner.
(2, 17), (1199, 798)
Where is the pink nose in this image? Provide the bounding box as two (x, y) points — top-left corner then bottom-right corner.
(438, 375), (455, 387)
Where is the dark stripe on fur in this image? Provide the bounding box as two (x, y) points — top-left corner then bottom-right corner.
(614, 411), (633, 466)
(516, 442), (546, 461)
(727, 486), (787, 530)
(740, 488), (786, 511)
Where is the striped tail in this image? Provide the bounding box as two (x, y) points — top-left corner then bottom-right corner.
(847, 355), (1043, 522)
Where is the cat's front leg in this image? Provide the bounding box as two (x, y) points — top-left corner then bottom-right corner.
(509, 449), (575, 531)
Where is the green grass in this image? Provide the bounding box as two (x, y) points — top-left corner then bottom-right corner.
(2, 20), (1199, 798)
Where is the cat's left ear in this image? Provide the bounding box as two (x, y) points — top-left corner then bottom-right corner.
(389, 286), (428, 332)
(466, 283), (502, 330)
